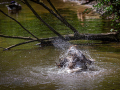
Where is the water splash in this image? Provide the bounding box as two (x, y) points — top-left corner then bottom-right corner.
(0, 62), (111, 90)
(0, 38), (115, 89)
(54, 41), (94, 73)
(52, 38), (71, 50)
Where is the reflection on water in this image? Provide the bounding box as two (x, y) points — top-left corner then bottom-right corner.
(0, 0), (120, 90)
(0, 0), (112, 37)
(77, 8), (100, 26)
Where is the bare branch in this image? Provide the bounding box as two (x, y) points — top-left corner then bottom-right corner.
(4, 40), (37, 50)
(30, 0), (79, 34)
(23, 0), (66, 41)
(0, 34), (60, 41)
(47, 0), (79, 34)
(1, 32), (118, 50)
(0, 34), (35, 40)
(0, 9), (41, 42)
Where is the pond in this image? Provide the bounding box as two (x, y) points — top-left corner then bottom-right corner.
(0, 0), (120, 90)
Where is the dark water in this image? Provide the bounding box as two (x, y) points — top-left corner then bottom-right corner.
(0, 0), (120, 90)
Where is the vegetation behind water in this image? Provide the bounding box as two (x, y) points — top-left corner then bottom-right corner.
(94, 0), (120, 32)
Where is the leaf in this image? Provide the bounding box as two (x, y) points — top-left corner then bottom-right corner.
(110, 29), (114, 32)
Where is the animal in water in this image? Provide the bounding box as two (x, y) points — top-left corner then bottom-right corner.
(56, 45), (93, 73)
(6, 1), (22, 13)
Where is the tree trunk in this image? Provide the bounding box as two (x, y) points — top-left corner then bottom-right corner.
(1, 32), (118, 41)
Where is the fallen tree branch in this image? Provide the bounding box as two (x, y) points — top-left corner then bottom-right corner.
(4, 40), (38, 50)
(0, 34), (59, 41)
(0, 32), (119, 41)
(47, 0), (79, 35)
(67, 32), (119, 41)
(1, 32), (119, 50)
(23, 0), (66, 41)
(0, 9), (41, 42)
(30, 0), (79, 34)
(0, 34), (35, 40)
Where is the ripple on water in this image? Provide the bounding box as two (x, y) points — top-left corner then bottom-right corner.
(28, 64), (106, 83)
(0, 62), (114, 90)
(29, 64), (108, 89)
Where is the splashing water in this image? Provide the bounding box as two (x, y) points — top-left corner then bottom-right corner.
(52, 38), (71, 50)
(0, 39), (116, 90)
(52, 38), (97, 73)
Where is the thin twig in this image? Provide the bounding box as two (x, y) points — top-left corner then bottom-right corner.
(0, 9), (41, 42)
(0, 34), (61, 41)
(4, 40), (37, 50)
(0, 34), (35, 40)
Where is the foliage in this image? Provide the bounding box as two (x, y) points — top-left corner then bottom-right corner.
(94, 0), (120, 32)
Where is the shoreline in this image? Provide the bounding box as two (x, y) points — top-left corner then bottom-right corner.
(64, 0), (99, 13)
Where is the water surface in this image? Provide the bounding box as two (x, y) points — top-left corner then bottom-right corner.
(0, 0), (120, 90)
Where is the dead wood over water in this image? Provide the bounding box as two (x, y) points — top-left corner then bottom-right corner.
(0, 0), (119, 50)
